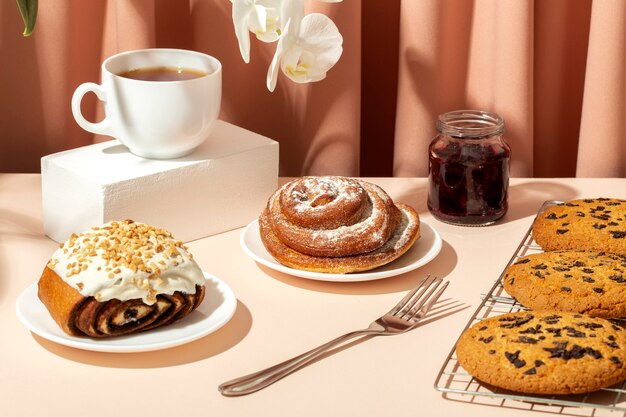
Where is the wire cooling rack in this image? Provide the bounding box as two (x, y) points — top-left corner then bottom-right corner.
(434, 200), (626, 416)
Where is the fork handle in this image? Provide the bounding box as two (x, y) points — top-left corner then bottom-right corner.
(219, 328), (380, 396)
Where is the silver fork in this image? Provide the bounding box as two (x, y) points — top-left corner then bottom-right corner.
(219, 275), (449, 396)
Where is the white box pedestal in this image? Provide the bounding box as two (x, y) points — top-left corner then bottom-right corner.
(42, 121), (279, 243)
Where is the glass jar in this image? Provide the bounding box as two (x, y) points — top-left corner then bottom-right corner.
(427, 110), (511, 226)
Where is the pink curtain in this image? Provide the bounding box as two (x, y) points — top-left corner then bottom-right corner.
(1, 0), (624, 177)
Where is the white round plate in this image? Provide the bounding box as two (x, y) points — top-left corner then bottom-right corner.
(15, 272), (236, 353)
(240, 219), (443, 282)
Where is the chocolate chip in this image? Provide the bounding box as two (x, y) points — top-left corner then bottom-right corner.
(593, 214), (611, 221)
(593, 223), (608, 230)
(543, 342), (602, 360)
(515, 336), (539, 344)
(535, 360), (545, 367)
(556, 229), (569, 235)
(604, 341), (620, 349)
(534, 271), (545, 279)
(515, 258), (531, 265)
(582, 268), (595, 274)
(531, 263), (548, 270)
(523, 368), (537, 375)
(607, 201), (623, 206)
(543, 341), (570, 358)
(546, 213), (558, 220)
(499, 314), (534, 328)
(612, 325), (623, 332)
(577, 322), (604, 330)
(542, 315), (562, 324)
(561, 287), (572, 292)
(559, 214), (568, 219)
(553, 266), (571, 272)
(546, 328), (562, 337)
(609, 274), (626, 283)
(563, 326), (587, 338)
(609, 335), (616, 341)
(479, 326), (488, 331)
(596, 206), (606, 211)
(573, 261), (586, 267)
(610, 356), (622, 364)
(584, 199), (595, 203)
(609, 222), (619, 226)
(582, 276), (595, 283)
(593, 287), (604, 294)
(508, 278), (515, 285)
(520, 325), (543, 334)
(488, 349), (496, 355)
(565, 203), (580, 207)
(587, 347), (603, 359)
(561, 222), (570, 227)
(479, 336), (494, 344)
(504, 351), (526, 368)
(610, 231), (626, 239)
(576, 211), (586, 217)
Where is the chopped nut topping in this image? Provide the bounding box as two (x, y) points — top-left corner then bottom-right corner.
(48, 220), (190, 292)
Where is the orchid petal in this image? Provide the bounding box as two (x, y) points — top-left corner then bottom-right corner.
(232, 0), (252, 63)
(277, 13), (342, 84)
(280, 47), (326, 83)
(248, 5), (267, 33)
(254, 4), (281, 42)
(280, 0), (304, 38)
(298, 13), (343, 72)
(267, 19), (293, 91)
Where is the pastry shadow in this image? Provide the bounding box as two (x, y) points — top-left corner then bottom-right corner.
(500, 181), (578, 224)
(257, 240), (458, 295)
(32, 299), (252, 368)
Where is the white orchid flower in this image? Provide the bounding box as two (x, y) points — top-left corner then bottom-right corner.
(266, 1), (343, 91)
(232, 0), (282, 63)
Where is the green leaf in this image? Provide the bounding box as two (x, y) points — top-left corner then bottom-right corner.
(16, 0), (38, 36)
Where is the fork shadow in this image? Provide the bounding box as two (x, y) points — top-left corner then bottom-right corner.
(277, 298), (469, 370)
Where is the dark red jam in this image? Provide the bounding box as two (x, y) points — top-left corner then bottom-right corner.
(427, 110), (510, 226)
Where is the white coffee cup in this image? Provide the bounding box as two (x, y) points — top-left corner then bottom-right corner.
(72, 48), (222, 159)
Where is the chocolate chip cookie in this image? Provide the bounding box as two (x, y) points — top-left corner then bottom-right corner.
(456, 311), (626, 394)
(503, 251), (626, 318)
(532, 198), (626, 254)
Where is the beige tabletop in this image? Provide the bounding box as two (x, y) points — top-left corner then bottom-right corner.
(2, 174), (625, 417)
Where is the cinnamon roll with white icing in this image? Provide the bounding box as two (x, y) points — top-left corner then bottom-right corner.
(259, 176), (420, 273)
(37, 220), (206, 337)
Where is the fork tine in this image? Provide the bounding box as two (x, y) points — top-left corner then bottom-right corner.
(397, 276), (442, 318)
(389, 274), (431, 315)
(404, 280), (449, 321)
(395, 275), (439, 317)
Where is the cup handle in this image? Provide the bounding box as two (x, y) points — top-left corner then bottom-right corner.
(71, 82), (113, 136)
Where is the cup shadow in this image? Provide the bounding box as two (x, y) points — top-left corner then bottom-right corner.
(101, 144), (130, 155)
(32, 299), (252, 369)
